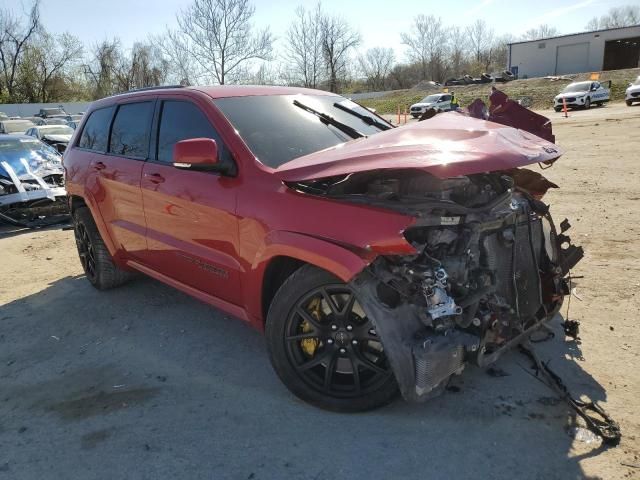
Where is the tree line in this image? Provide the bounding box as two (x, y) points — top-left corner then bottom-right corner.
(1, 0), (638, 104)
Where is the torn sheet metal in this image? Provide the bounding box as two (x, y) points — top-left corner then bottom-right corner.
(0, 135), (69, 227)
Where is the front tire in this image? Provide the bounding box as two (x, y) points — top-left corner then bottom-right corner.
(627, 100), (633, 106)
(584, 97), (591, 109)
(266, 265), (399, 412)
(73, 207), (133, 290)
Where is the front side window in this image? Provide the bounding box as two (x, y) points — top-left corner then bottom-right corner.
(78, 106), (114, 152)
(109, 102), (154, 158)
(157, 101), (222, 163)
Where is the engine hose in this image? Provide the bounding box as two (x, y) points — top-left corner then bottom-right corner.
(519, 342), (621, 446)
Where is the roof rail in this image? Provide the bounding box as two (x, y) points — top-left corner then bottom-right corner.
(126, 85), (186, 93)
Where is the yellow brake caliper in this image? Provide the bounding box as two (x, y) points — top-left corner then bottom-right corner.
(300, 297), (321, 357)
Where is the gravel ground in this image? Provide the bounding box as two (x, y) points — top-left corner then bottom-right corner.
(1, 103), (639, 480)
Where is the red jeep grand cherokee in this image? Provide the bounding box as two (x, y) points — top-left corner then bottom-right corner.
(64, 85), (581, 412)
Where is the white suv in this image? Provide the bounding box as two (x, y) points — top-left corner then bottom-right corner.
(410, 93), (452, 118)
(625, 76), (640, 106)
(554, 81), (610, 111)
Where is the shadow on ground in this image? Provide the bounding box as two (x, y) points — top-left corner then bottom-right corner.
(0, 275), (614, 480)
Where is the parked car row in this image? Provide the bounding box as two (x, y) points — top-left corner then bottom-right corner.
(0, 108), (84, 137)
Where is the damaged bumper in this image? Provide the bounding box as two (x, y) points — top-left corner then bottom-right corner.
(348, 185), (582, 402)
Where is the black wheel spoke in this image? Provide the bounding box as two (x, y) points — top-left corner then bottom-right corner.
(348, 351), (362, 394)
(323, 351), (338, 389)
(320, 288), (340, 317)
(298, 348), (331, 372)
(296, 307), (325, 332)
(286, 331), (320, 342)
(353, 348), (388, 375)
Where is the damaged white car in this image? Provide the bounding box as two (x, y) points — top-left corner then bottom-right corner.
(0, 136), (68, 227)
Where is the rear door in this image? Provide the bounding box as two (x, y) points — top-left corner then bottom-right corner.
(140, 97), (242, 305)
(81, 100), (154, 259)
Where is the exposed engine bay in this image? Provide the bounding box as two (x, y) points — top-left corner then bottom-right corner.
(291, 168), (583, 401)
(0, 137), (69, 228)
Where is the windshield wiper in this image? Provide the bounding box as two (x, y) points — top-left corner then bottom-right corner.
(292, 100), (364, 139)
(333, 102), (392, 131)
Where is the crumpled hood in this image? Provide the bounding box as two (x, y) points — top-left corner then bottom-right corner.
(274, 112), (562, 182)
(626, 85), (640, 94)
(42, 134), (71, 143)
(0, 147), (63, 180)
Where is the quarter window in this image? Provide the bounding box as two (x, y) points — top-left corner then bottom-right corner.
(78, 106), (114, 152)
(157, 101), (222, 163)
(109, 102), (154, 158)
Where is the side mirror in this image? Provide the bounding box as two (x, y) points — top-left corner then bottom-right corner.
(629, 83), (633, 87)
(173, 138), (228, 174)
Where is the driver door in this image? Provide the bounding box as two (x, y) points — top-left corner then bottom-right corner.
(140, 97), (242, 305)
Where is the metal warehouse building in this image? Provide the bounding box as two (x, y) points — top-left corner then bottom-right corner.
(508, 25), (640, 78)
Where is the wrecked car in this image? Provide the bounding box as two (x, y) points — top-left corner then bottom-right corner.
(0, 135), (68, 227)
(64, 86), (581, 411)
(0, 119), (35, 135)
(25, 125), (74, 153)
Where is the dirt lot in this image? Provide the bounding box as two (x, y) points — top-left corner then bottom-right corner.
(1, 103), (639, 480)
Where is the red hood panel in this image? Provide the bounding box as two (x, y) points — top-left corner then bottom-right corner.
(274, 113), (562, 181)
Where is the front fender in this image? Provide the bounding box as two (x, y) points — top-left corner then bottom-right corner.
(243, 230), (378, 326)
(256, 230), (376, 282)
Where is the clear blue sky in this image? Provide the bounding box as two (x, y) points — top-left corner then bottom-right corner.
(36, 0), (634, 56)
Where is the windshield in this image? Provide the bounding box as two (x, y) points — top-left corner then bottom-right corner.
(2, 121), (34, 133)
(562, 82), (591, 93)
(214, 94), (392, 168)
(40, 126), (73, 135)
(420, 95), (442, 103)
(0, 137), (62, 179)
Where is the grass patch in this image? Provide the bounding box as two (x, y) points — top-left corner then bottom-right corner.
(358, 68), (640, 114)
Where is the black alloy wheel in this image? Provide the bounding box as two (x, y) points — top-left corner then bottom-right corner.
(266, 265), (399, 412)
(75, 220), (97, 282)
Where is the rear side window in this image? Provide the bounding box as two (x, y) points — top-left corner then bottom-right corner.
(78, 106), (113, 152)
(157, 101), (222, 163)
(109, 102), (154, 158)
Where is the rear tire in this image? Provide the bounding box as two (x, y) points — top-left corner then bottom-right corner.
(73, 207), (133, 290)
(265, 265), (399, 412)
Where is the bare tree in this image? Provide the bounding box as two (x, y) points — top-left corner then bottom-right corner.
(84, 39), (122, 98)
(492, 34), (515, 72)
(522, 24), (559, 41)
(0, 0), (40, 102)
(321, 14), (360, 93)
(154, 30), (199, 86)
(401, 15), (448, 81)
(466, 19), (494, 64)
(21, 32), (83, 102)
(446, 26), (468, 78)
(284, 3), (324, 88)
(586, 5), (640, 30)
(358, 47), (394, 91)
(175, 0), (273, 84)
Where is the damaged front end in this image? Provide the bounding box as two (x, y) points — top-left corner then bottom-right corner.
(0, 136), (69, 228)
(297, 169), (583, 402)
